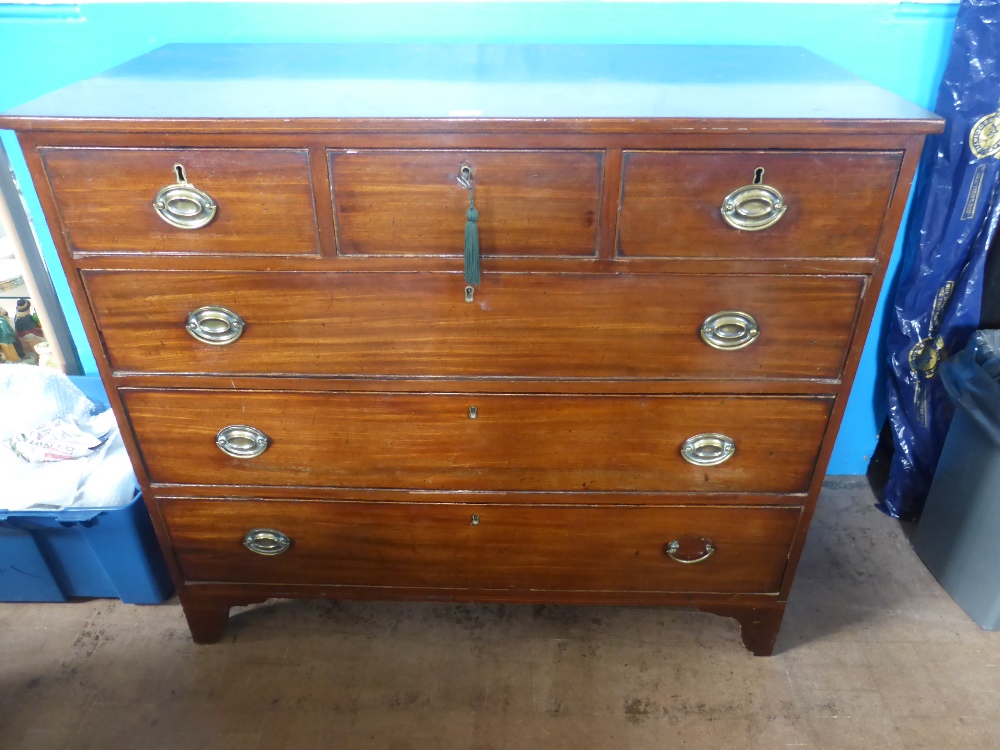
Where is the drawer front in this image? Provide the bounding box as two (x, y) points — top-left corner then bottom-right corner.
(162, 499), (801, 594)
(330, 149), (602, 257)
(39, 147), (320, 256)
(84, 270), (863, 380)
(618, 150), (901, 259)
(123, 390), (832, 493)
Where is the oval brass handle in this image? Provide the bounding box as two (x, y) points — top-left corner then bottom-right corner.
(700, 311), (759, 351)
(216, 425), (270, 459)
(243, 528), (291, 556)
(721, 183), (786, 231)
(664, 536), (716, 564)
(681, 433), (736, 466)
(186, 306), (245, 346)
(153, 172), (217, 230)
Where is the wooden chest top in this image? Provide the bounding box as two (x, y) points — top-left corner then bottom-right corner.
(0, 43), (939, 133)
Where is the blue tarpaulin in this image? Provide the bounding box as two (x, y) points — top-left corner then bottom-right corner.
(883, 0), (1000, 520)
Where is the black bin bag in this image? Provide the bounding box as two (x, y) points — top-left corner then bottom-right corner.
(940, 330), (1000, 446)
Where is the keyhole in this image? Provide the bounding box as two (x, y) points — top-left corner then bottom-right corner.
(753, 167), (765, 185)
(174, 164), (187, 183)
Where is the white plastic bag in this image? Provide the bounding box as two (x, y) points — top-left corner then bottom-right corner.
(0, 365), (137, 511)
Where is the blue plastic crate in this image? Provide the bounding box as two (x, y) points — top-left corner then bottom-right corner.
(0, 375), (173, 603)
(0, 491), (174, 603)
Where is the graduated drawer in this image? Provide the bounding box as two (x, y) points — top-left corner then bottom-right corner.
(329, 149), (602, 257)
(39, 147), (320, 256)
(122, 390), (833, 493)
(84, 271), (864, 380)
(161, 499), (802, 594)
(618, 150), (902, 259)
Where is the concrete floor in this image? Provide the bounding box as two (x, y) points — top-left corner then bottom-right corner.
(1, 478), (998, 750)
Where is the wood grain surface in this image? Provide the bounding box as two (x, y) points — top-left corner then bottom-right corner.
(2, 42), (944, 652)
(618, 150), (902, 259)
(122, 390), (833, 493)
(162, 499), (802, 594)
(39, 147), (321, 256)
(84, 270), (864, 380)
(330, 149), (602, 257)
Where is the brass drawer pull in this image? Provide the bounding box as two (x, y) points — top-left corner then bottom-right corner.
(186, 306), (245, 346)
(216, 425), (270, 459)
(153, 163), (217, 229)
(700, 311), (759, 351)
(681, 433), (735, 466)
(664, 536), (716, 564)
(721, 168), (786, 231)
(243, 528), (291, 556)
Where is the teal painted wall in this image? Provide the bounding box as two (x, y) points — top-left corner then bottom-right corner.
(0, 1), (958, 473)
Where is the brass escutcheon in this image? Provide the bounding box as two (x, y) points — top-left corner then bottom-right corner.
(721, 168), (786, 231)
(153, 164), (217, 229)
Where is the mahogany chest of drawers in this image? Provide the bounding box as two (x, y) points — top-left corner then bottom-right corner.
(1, 44), (942, 655)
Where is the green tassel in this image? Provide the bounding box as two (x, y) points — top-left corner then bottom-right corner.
(464, 192), (481, 286)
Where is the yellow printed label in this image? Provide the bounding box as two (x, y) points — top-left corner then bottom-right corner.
(909, 336), (945, 377)
(962, 164), (987, 220)
(970, 110), (1000, 160)
(908, 282), (953, 426)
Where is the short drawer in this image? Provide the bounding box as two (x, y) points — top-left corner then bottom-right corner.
(618, 150), (902, 259)
(162, 499), (802, 594)
(123, 390), (833, 493)
(39, 147), (320, 256)
(330, 149), (602, 257)
(84, 270), (864, 380)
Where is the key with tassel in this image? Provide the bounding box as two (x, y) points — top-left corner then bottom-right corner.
(458, 163), (480, 294)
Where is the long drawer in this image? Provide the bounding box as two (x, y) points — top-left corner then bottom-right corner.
(84, 271), (864, 380)
(618, 150), (902, 259)
(161, 499), (802, 594)
(122, 390), (833, 493)
(39, 147), (321, 256)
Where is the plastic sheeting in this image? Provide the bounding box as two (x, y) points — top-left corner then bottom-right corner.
(940, 330), (1000, 447)
(882, 0), (1000, 520)
(0, 364), (137, 512)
